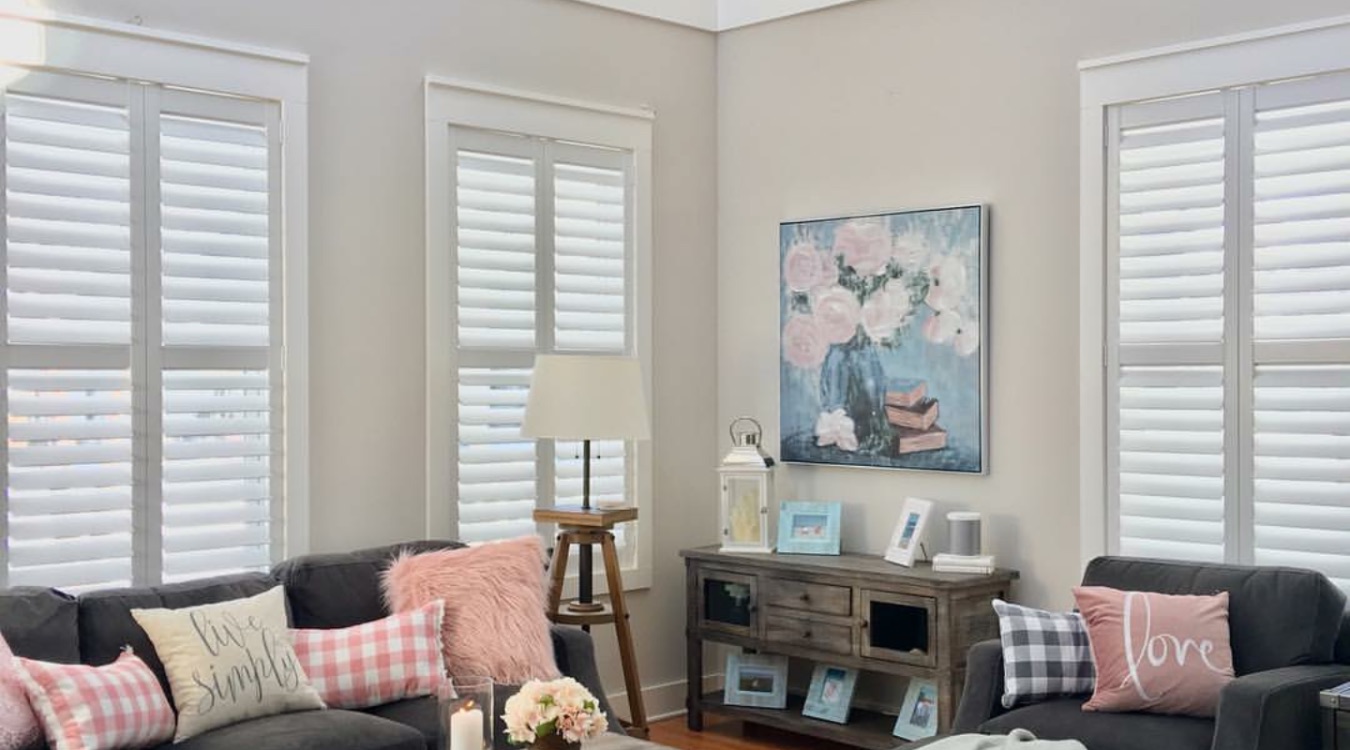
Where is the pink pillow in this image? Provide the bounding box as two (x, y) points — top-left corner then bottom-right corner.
(293, 600), (447, 708)
(383, 537), (560, 685)
(1074, 586), (1235, 717)
(15, 650), (174, 750)
(0, 635), (41, 750)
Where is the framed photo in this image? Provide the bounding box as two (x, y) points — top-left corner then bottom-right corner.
(776, 501), (842, 555)
(893, 678), (939, 740)
(802, 664), (859, 724)
(779, 205), (989, 474)
(724, 652), (788, 709)
(884, 497), (933, 567)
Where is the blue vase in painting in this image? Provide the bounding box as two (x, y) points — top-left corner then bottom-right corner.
(819, 334), (891, 454)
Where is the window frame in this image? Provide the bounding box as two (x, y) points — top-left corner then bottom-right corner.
(0, 7), (310, 587)
(1079, 14), (1350, 567)
(424, 77), (655, 593)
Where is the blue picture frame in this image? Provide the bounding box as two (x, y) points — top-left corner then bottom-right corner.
(776, 501), (842, 555)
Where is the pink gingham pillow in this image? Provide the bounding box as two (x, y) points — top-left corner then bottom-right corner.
(0, 633), (41, 750)
(292, 600), (447, 709)
(15, 650), (173, 750)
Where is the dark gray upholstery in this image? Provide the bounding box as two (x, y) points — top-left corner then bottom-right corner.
(951, 556), (1350, 750)
(362, 698), (438, 750)
(0, 587), (79, 663)
(272, 541), (464, 628)
(154, 709), (424, 750)
(76, 573), (276, 700)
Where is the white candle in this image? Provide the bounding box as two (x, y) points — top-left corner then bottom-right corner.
(449, 702), (484, 750)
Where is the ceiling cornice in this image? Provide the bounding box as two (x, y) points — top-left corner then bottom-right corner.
(565, 0), (866, 32)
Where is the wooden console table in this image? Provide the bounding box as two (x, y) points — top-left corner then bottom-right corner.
(682, 546), (1016, 748)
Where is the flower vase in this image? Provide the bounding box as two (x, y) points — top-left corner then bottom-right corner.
(530, 735), (580, 750)
(820, 334), (891, 453)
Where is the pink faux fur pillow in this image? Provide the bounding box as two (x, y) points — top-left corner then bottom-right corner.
(383, 537), (560, 685)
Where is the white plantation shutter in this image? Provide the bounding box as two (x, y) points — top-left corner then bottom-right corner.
(2, 70), (285, 590)
(1106, 71), (1350, 586)
(448, 127), (635, 553)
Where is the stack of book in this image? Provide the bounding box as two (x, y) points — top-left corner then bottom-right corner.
(932, 553), (996, 575)
(885, 380), (947, 454)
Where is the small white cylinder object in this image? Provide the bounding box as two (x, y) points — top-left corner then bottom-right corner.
(947, 511), (982, 556)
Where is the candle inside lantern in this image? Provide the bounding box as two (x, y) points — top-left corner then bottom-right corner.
(449, 699), (484, 750)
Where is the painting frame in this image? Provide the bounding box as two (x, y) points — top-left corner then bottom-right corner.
(776, 501), (842, 555)
(724, 652), (789, 710)
(893, 678), (940, 740)
(883, 497), (934, 567)
(779, 204), (989, 474)
(802, 664), (860, 724)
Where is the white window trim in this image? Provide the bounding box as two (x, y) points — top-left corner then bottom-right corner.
(1078, 14), (1350, 567)
(0, 5), (311, 565)
(424, 76), (655, 593)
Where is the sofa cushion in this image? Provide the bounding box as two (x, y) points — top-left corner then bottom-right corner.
(1082, 556), (1347, 674)
(272, 541), (463, 629)
(981, 697), (1214, 750)
(363, 697), (438, 750)
(0, 588), (79, 663)
(154, 709), (424, 750)
(76, 572), (275, 700)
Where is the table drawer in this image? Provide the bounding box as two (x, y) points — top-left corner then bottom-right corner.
(762, 577), (852, 616)
(764, 611), (854, 655)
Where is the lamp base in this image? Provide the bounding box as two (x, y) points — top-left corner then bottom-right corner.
(565, 600), (606, 614)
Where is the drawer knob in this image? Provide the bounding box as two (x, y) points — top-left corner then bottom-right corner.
(800, 592), (811, 602)
(802, 629), (813, 639)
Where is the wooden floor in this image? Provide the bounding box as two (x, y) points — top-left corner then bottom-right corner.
(648, 715), (857, 750)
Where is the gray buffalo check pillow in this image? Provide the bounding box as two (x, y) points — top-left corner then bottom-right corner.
(992, 599), (1096, 708)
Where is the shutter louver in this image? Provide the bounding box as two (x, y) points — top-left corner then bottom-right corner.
(457, 367), (538, 543)
(1252, 97), (1350, 341)
(1116, 365), (1226, 562)
(1252, 364), (1350, 588)
(6, 369), (134, 592)
(456, 149), (535, 349)
(5, 93), (132, 345)
(161, 369), (271, 581)
(554, 161), (626, 352)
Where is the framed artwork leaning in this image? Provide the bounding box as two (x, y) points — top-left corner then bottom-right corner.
(802, 664), (859, 724)
(724, 652), (789, 710)
(776, 501), (842, 555)
(779, 205), (988, 473)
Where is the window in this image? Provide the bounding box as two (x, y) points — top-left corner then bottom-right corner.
(0, 11), (308, 591)
(425, 79), (653, 589)
(1081, 18), (1350, 588)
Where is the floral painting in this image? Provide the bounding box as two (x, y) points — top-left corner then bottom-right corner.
(779, 205), (986, 473)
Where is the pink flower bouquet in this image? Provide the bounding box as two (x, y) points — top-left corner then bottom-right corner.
(502, 677), (609, 746)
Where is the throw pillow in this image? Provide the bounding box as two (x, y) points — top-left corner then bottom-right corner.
(292, 599), (447, 709)
(992, 599), (1096, 707)
(131, 585), (326, 742)
(1073, 586), (1235, 717)
(0, 634), (41, 750)
(15, 650), (174, 750)
(383, 536), (560, 685)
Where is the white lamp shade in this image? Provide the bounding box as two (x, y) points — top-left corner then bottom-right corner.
(522, 355), (651, 440)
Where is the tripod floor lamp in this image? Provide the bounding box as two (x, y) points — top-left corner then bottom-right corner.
(522, 354), (651, 737)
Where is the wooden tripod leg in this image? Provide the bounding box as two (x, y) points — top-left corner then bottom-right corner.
(599, 531), (647, 738)
(545, 531), (573, 617)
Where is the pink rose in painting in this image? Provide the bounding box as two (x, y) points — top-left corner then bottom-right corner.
(892, 229), (931, 271)
(813, 286), (862, 344)
(861, 284), (913, 343)
(783, 242), (824, 292)
(833, 219), (891, 276)
(815, 409), (859, 452)
(925, 254), (968, 312)
(954, 318), (980, 357)
(923, 309), (962, 344)
(816, 252), (839, 289)
(783, 314), (828, 370)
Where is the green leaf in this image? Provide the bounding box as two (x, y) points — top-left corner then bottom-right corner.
(536, 720), (558, 739)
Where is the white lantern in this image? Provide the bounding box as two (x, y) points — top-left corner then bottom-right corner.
(718, 417), (776, 554)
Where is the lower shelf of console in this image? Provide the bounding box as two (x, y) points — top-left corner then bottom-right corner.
(698, 689), (907, 749)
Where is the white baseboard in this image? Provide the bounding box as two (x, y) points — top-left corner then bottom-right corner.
(607, 672), (724, 723)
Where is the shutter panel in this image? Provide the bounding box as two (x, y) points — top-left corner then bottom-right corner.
(457, 367), (538, 543)
(1116, 365), (1226, 562)
(554, 158), (626, 352)
(456, 148), (536, 349)
(6, 369), (134, 592)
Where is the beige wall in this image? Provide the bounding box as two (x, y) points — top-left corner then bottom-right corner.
(40, 0), (720, 714)
(716, 0), (1349, 609)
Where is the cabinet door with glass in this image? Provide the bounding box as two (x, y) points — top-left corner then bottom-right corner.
(696, 569), (759, 638)
(860, 589), (937, 667)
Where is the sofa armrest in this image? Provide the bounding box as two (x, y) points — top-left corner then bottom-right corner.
(1212, 664), (1350, 750)
(549, 625), (627, 736)
(953, 638), (1006, 733)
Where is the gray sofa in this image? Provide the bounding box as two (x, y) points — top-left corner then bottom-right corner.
(951, 556), (1350, 750)
(0, 540), (620, 750)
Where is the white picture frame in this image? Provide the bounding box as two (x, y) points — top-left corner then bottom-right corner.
(893, 678), (939, 740)
(724, 652), (789, 710)
(802, 664), (859, 724)
(884, 497), (934, 567)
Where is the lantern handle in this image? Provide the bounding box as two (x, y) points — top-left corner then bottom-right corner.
(729, 416), (763, 447)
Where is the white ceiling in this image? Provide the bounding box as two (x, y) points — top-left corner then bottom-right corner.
(565, 0), (865, 31)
